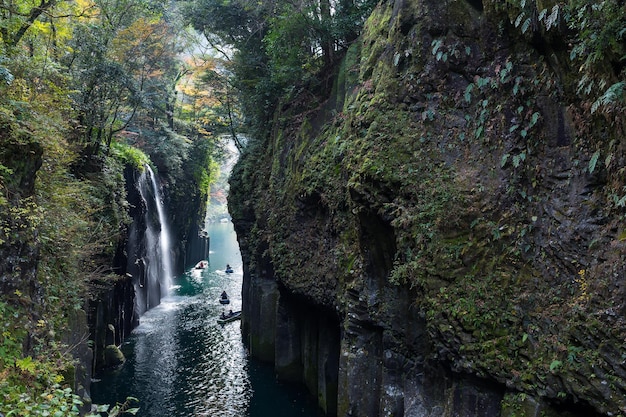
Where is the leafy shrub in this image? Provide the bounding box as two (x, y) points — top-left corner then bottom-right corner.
(0, 302), (82, 416)
(109, 141), (150, 171)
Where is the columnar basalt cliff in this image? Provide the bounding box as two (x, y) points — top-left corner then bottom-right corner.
(90, 165), (191, 371)
(229, 0), (626, 416)
(89, 167), (155, 371)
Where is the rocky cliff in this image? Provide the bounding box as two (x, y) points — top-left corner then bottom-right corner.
(228, 0), (626, 416)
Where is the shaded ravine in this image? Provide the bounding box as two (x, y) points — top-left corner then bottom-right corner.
(91, 220), (321, 416)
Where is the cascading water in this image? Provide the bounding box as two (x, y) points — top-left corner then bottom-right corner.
(147, 165), (174, 297)
(132, 165), (174, 316)
(92, 145), (321, 416)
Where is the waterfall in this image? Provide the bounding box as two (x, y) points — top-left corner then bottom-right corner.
(146, 165), (174, 297)
(132, 165), (174, 316)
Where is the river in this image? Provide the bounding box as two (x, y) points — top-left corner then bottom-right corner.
(91, 220), (321, 417)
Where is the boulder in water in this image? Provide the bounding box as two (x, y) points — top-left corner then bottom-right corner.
(104, 344), (126, 368)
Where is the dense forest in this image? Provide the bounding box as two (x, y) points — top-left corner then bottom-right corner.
(0, 0), (227, 413)
(1, 0), (625, 415)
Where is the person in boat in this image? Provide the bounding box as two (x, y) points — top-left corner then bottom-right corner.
(226, 264), (231, 270)
(228, 309), (233, 317)
(220, 291), (228, 300)
(220, 311), (226, 319)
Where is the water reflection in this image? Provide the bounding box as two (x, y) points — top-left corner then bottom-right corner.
(91, 221), (320, 417)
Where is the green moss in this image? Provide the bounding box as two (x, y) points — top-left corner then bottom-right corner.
(109, 140), (151, 171)
(229, 0), (626, 413)
(104, 345), (126, 368)
(335, 42), (361, 111)
(359, 4), (393, 82)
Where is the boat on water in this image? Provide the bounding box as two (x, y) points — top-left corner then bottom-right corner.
(217, 311), (241, 324)
(219, 291), (230, 305)
(195, 260), (207, 269)
(225, 264), (234, 274)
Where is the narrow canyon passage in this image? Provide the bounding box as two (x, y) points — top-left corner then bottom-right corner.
(91, 220), (321, 416)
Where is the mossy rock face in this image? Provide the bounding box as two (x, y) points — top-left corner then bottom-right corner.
(104, 344), (126, 368)
(230, 0), (626, 415)
(501, 392), (580, 417)
(501, 393), (544, 417)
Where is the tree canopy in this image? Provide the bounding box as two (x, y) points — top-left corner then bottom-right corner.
(183, 0), (378, 136)
(0, 0), (230, 412)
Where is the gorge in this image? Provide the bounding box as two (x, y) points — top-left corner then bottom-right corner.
(1, 0), (625, 415)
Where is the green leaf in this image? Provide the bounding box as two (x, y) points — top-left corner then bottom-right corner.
(109, 405), (121, 417)
(588, 150), (600, 173)
(464, 84), (474, 102)
(550, 360), (562, 371)
(591, 82), (625, 113)
(16, 356), (36, 373)
(546, 5), (559, 30)
(500, 153), (510, 167)
(431, 39), (443, 55)
(393, 53), (401, 66)
(529, 112), (540, 127)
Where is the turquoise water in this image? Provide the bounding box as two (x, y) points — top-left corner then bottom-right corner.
(91, 221), (320, 417)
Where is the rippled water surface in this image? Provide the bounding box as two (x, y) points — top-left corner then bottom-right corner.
(91, 221), (320, 417)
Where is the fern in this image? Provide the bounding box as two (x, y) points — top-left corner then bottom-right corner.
(545, 5), (560, 31)
(591, 82), (625, 113)
(588, 150), (600, 174)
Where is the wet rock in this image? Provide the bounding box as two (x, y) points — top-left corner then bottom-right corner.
(104, 344), (125, 368)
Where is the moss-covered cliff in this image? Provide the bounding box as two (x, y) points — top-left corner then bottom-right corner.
(229, 0), (626, 415)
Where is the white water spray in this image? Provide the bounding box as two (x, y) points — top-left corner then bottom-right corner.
(133, 165), (175, 315)
(146, 165), (174, 297)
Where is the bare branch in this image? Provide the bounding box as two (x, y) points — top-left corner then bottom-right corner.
(203, 33), (233, 62)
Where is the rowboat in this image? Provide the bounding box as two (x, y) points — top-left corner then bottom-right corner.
(219, 291), (230, 304)
(217, 311), (241, 324)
